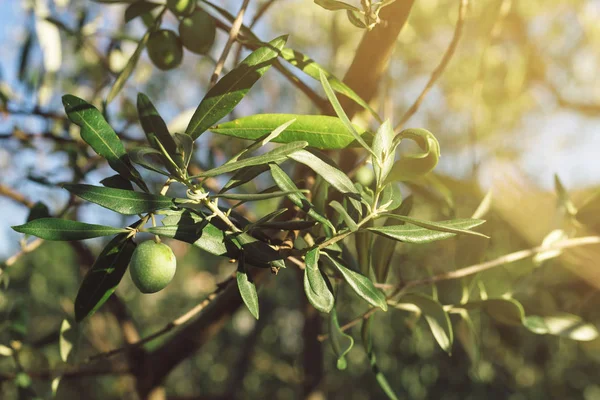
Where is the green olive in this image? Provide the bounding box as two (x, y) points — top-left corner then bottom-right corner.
(147, 29), (183, 71)
(178, 9), (216, 55)
(167, 0), (196, 17)
(129, 241), (176, 293)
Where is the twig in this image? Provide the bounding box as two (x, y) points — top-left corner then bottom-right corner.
(85, 275), (235, 363)
(210, 0), (251, 86)
(0, 184), (35, 208)
(318, 235), (600, 341)
(394, 0), (469, 133)
(232, 0), (278, 66)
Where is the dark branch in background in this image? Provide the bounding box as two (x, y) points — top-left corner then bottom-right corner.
(394, 0), (469, 133)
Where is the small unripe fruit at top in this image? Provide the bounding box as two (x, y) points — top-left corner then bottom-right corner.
(178, 9), (216, 55)
(129, 241), (176, 293)
(147, 29), (183, 71)
(167, 0), (196, 17)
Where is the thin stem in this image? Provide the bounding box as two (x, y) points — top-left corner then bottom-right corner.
(85, 275), (235, 363)
(210, 0), (251, 86)
(394, 0), (469, 133)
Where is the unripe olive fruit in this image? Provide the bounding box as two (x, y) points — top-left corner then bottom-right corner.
(129, 241), (176, 293)
(147, 29), (183, 71)
(178, 9), (216, 55)
(167, 0), (196, 17)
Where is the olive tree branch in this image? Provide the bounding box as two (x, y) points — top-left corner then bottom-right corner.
(317, 235), (600, 341)
(393, 0), (469, 133)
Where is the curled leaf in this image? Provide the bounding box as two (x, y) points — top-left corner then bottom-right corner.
(386, 128), (440, 183)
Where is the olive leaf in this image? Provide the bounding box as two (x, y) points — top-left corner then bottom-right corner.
(62, 95), (148, 191)
(75, 233), (137, 322)
(303, 248), (334, 313)
(12, 218), (127, 241)
(237, 257), (259, 320)
(186, 35), (288, 139)
(330, 306), (354, 370)
(385, 128), (440, 183)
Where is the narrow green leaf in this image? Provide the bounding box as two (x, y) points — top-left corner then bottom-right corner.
(213, 190), (304, 201)
(397, 293), (453, 353)
(173, 132), (194, 167)
(361, 317), (399, 400)
(460, 298), (524, 325)
(149, 209), (231, 257)
(304, 248), (334, 313)
(329, 200), (358, 231)
(137, 93), (183, 169)
(322, 253), (387, 311)
(330, 306), (354, 370)
(280, 48), (380, 121)
(314, 0), (360, 11)
(288, 150), (358, 195)
(231, 232), (285, 269)
(372, 196), (413, 283)
(221, 165), (270, 193)
(319, 70), (376, 158)
(196, 141), (307, 178)
(63, 184), (178, 215)
(256, 220), (317, 231)
(379, 183), (403, 212)
(106, 31), (151, 104)
(211, 114), (372, 150)
(227, 118), (297, 163)
(62, 95), (147, 191)
(75, 233), (136, 322)
(386, 128), (440, 183)
(124, 1), (161, 23)
(346, 9), (367, 29)
(100, 174), (135, 191)
(372, 120), (395, 184)
(186, 36), (288, 139)
(554, 174), (577, 216)
(378, 215), (489, 239)
(268, 164), (333, 230)
(12, 218), (127, 240)
(26, 201), (51, 222)
(237, 258), (259, 319)
(129, 147), (171, 176)
(368, 218), (486, 244)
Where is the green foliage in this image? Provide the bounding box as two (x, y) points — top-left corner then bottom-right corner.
(12, 218), (126, 240)
(74, 233), (137, 322)
(10, 2), (598, 397)
(237, 257), (260, 319)
(186, 36), (287, 139)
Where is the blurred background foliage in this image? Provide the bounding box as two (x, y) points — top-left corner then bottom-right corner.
(2, 0), (600, 399)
